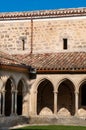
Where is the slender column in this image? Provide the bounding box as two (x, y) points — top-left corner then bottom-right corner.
(0, 92), (2, 115)
(2, 91), (5, 116)
(11, 91), (14, 115)
(75, 91), (79, 116)
(34, 91), (37, 115)
(54, 91), (58, 114)
(14, 91), (17, 115)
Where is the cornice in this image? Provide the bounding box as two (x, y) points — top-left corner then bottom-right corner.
(0, 8), (86, 20)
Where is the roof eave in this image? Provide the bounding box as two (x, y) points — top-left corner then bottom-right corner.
(0, 64), (29, 73)
(0, 7), (86, 20)
(37, 69), (86, 74)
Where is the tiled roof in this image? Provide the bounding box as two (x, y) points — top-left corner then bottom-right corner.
(0, 51), (24, 66)
(13, 52), (86, 72)
(0, 8), (86, 20)
(0, 51), (30, 72)
(0, 51), (86, 72)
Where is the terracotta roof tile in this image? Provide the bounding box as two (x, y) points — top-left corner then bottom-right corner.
(13, 52), (86, 71)
(0, 8), (86, 20)
(0, 51), (86, 72)
(0, 51), (22, 65)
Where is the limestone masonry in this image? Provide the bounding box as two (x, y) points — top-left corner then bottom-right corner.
(0, 8), (86, 54)
(0, 8), (86, 127)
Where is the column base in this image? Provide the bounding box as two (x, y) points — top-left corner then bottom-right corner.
(74, 112), (78, 117)
(0, 114), (5, 117)
(10, 113), (17, 116)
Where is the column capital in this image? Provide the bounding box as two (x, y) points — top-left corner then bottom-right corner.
(2, 90), (6, 93)
(53, 91), (58, 94)
(0, 90), (2, 93)
(11, 90), (18, 93)
(75, 91), (79, 94)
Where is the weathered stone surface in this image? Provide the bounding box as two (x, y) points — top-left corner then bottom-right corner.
(39, 107), (53, 115)
(0, 17), (86, 54)
(57, 107), (71, 117)
(78, 108), (86, 117)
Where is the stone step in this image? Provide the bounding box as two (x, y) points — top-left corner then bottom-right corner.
(0, 116), (29, 128)
(29, 116), (86, 126)
(0, 116), (86, 129)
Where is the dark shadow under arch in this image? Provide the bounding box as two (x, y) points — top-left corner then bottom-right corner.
(37, 79), (54, 115)
(17, 80), (23, 115)
(58, 79), (75, 115)
(5, 79), (12, 116)
(79, 81), (86, 109)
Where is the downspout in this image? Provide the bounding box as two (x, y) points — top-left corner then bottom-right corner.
(31, 17), (33, 54)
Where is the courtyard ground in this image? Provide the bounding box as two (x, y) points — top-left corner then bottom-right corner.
(11, 125), (86, 130)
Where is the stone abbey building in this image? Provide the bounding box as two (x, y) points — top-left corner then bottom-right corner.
(0, 7), (86, 125)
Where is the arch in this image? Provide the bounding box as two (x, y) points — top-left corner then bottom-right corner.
(57, 78), (75, 92)
(17, 78), (28, 93)
(57, 78), (75, 115)
(79, 80), (86, 109)
(78, 78), (86, 90)
(17, 78), (28, 116)
(37, 78), (54, 115)
(5, 77), (15, 116)
(34, 77), (55, 92)
(5, 76), (16, 90)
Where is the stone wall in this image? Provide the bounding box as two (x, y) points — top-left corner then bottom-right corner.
(0, 16), (86, 54)
(33, 17), (86, 53)
(0, 20), (31, 54)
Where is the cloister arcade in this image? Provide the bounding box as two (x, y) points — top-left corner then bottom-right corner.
(0, 74), (29, 117)
(32, 75), (86, 117)
(0, 74), (86, 118)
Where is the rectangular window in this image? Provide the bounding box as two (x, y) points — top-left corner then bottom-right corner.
(22, 38), (25, 50)
(63, 38), (67, 50)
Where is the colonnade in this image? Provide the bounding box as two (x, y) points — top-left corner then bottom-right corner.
(0, 90), (18, 116)
(0, 77), (27, 117)
(33, 78), (85, 117)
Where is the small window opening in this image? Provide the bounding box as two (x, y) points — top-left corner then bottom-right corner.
(22, 38), (25, 50)
(63, 38), (67, 50)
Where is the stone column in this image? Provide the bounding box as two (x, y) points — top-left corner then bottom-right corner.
(0, 92), (2, 116)
(14, 90), (17, 115)
(75, 91), (79, 116)
(11, 91), (14, 115)
(34, 91), (37, 115)
(2, 91), (5, 116)
(54, 91), (58, 114)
